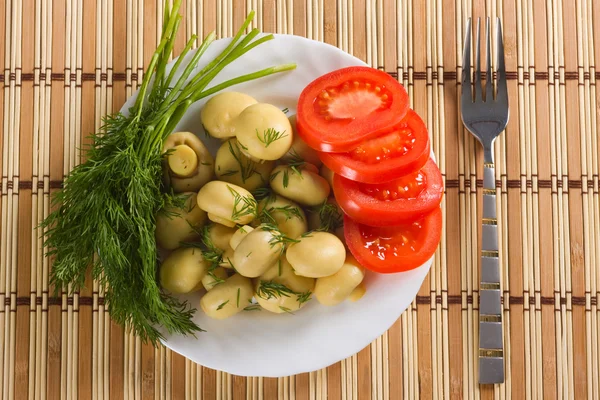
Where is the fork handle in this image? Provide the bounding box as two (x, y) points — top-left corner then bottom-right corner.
(479, 161), (504, 384)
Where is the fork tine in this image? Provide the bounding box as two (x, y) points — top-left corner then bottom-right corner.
(496, 18), (508, 104)
(485, 17), (493, 101)
(474, 18), (482, 101)
(461, 18), (472, 105)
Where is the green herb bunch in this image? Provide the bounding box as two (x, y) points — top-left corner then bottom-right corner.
(41, 1), (295, 345)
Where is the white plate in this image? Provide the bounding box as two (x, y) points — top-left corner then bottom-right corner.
(121, 34), (433, 377)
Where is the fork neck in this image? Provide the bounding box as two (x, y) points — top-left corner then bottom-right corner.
(483, 145), (494, 164)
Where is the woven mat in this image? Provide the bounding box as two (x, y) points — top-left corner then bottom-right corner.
(1, 0), (598, 399)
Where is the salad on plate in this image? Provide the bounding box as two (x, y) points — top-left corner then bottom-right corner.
(42, 1), (443, 363)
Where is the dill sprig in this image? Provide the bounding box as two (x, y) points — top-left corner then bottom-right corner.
(258, 204), (304, 225)
(203, 248), (224, 266)
(282, 169), (290, 188)
(286, 154), (306, 173)
(228, 185), (257, 222)
(222, 140), (257, 183)
(160, 192), (193, 217)
(243, 304), (262, 312)
(256, 128), (288, 147)
(289, 165), (304, 177)
(220, 169), (239, 177)
(199, 225), (226, 285)
(216, 300), (229, 311)
(279, 159), (306, 189)
(256, 280), (296, 300)
(252, 187), (276, 202)
(256, 280), (312, 307)
(258, 208), (277, 225)
(226, 258), (237, 271)
(288, 158), (306, 169)
(311, 201), (344, 232)
(40, 3), (296, 346)
(207, 270), (225, 286)
(275, 205), (304, 221)
(259, 224), (300, 249)
(180, 227), (225, 285)
(285, 149), (304, 164)
(296, 291), (312, 305)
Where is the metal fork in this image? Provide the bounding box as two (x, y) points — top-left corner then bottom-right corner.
(461, 17), (509, 384)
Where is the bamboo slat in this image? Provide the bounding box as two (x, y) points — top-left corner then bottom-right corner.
(1, 0), (599, 398)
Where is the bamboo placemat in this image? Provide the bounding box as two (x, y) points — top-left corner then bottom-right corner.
(1, 0), (599, 398)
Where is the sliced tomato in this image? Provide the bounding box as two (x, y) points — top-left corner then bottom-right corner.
(296, 66), (410, 152)
(344, 208), (442, 273)
(319, 109), (430, 183)
(333, 159), (443, 226)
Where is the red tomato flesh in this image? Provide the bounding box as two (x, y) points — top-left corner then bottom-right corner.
(344, 208), (442, 273)
(318, 109), (430, 183)
(296, 67), (410, 152)
(333, 158), (443, 226)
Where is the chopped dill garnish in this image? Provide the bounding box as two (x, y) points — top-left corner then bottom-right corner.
(311, 201), (344, 232)
(252, 187), (275, 202)
(270, 170), (281, 183)
(206, 260), (225, 286)
(290, 165), (303, 177)
(281, 107), (290, 114)
(206, 271), (225, 286)
(296, 291), (312, 305)
(285, 149), (304, 164)
(259, 224), (300, 249)
(257, 280), (296, 300)
(259, 208), (277, 225)
(217, 300), (229, 311)
(282, 169), (290, 188)
(257, 280), (312, 306)
(226, 258), (237, 272)
(256, 128), (288, 147)
(195, 225), (225, 285)
(221, 169), (239, 177)
(224, 140), (256, 183)
(274, 205), (304, 221)
(279, 306), (294, 314)
(160, 192), (193, 218)
(243, 304), (262, 311)
(258, 204), (304, 226)
(279, 159), (306, 189)
(300, 231), (314, 239)
(228, 185), (257, 221)
(236, 288), (241, 307)
(287, 156), (306, 172)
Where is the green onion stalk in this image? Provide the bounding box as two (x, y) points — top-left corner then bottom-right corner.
(41, 0), (296, 346)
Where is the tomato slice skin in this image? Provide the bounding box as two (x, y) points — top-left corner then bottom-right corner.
(296, 67), (410, 152)
(333, 159), (443, 226)
(319, 109), (430, 183)
(344, 208), (442, 273)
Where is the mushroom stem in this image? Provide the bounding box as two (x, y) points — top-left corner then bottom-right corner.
(167, 144), (198, 177)
(349, 283), (366, 302)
